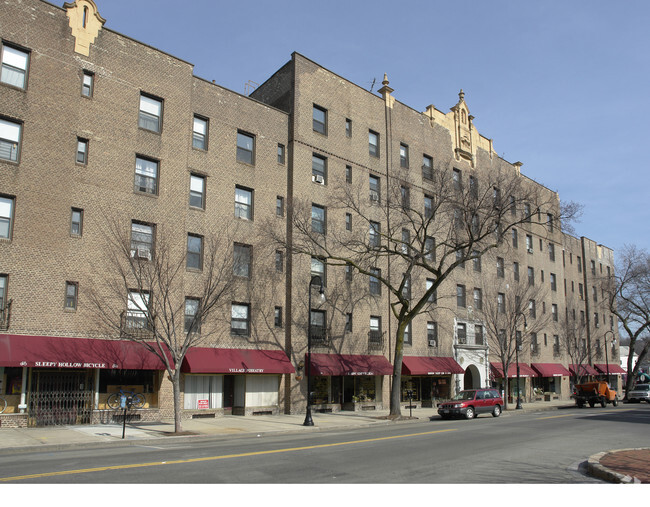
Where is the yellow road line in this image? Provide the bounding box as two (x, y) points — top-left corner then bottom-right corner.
(0, 428), (457, 482)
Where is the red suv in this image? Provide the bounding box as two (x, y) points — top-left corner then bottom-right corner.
(437, 388), (503, 419)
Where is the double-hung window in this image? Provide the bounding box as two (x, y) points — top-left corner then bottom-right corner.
(312, 154), (326, 184)
(81, 71), (94, 97)
(0, 118), (21, 162)
(399, 143), (409, 168)
(0, 275), (6, 313)
(369, 221), (381, 248)
(311, 257), (326, 286)
(130, 222), (153, 259)
(277, 144), (285, 164)
(313, 105), (327, 134)
(233, 243), (252, 278)
(368, 130), (379, 157)
(1, 44), (29, 89)
(427, 322), (438, 347)
(192, 116), (208, 150)
(369, 268), (381, 295)
(65, 282), (78, 310)
(234, 186), (253, 220)
(422, 155), (433, 180)
(457, 284), (466, 308)
(70, 208), (83, 236)
(231, 303), (250, 336)
(187, 234), (203, 270)
(189, 174), (206, 209)
(126, 290), (149, 330)
(236, 131), (255, 164)
(369, 175), (380, 202)
(134, 156), (158, 195)
(424, 195), (434, 220)
(185, 298), (201, 334)
(0, 196), (15, 239)
(311, 204), (326, 234)
(138, 94), (162, 133)
(76, 138), (88, 164)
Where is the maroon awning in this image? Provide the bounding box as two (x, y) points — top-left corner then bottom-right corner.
(308, 353), (393, 376)
(593, 363), (627, 375)
(490, 362), (538, 379)
(531, 363), (572, 377)
(569, 364), (599, 376)
(182, 348), (294, 374)
(402, 356), (464, 375)
(0, 334), (167, 369)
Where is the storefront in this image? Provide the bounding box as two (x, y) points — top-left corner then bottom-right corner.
(489, 362), (538, 403)
(568, 364), (598, 385)
(531, 363), (572, 400)
(306, 353), (393, 411)
(593, 363), (626, 394)
(0, 334), (166, 426)
(181, 348), (294, 417)
(401, 356), (464, 407)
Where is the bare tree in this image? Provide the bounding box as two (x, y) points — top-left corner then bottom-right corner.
(89, 219), (237, 433)
(603, 245), (650, 396)
(271, 160), (577, 416)
(479, 274), (549, 409)
(560, 299), (590, 385)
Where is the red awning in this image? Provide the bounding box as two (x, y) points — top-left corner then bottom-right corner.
(569, 364), (599, 376)
(308, 354), (393, 376)
(402, 356), (464, 375)
(531, 363), (572, 377)
(182, 348), (294, 374)
(0, 334), (167, 369)
(490, 362), (538, 379)
(593, 363), (627, 375)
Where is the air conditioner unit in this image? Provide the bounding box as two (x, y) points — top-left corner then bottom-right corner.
(370, 192), (379, 202)
(527, 248), (533, 254)
(312, 174), (324, 184)
(136, 247), (151, 260)
(428, 340), (438, 347)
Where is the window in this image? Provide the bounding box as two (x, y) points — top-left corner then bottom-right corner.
(185, 298), (200, 334)
(312, 154), (327, 184)
(345, 263), (353, 283)
(276, 196), (284, 217)
(513, 261), (519, 281)
(475, 325), (484, 345)
(187, 234), (203, 270)
(457, 323), (467, 344)
(369, 268), (381, 295)
(529, 299), (536, 319)
(401, 229), (411, 255)
(236, 131), (255, 165)
(369, 175), (380, 202)
(497, 293), (505, 313)
(311, 257), (326, 286)
(591, 260), (596, 275)
(453, 168), (462, 191)
(192, 116), (208, 150)
(547, 213), (554, 232)
(473, 288), (483, 310)
(579, 283), (584, 299)
(526, 234), (533, 253)
(310, 310), (327, 341)
(369, 221), (381, 248)
(345, 165), (352, 184)
(0, 275), (6, 313)
(456, 249), (465, 269)
(344, 312), (352, 332)
(311, 204), (326, 234)
(234, 186), (253, 220)
(497, 257), (504, 278)
(231, 303), (250, 336)
(130, 222), (153, 259)
(65, 282), (78, 310)
(552, 304), (558, 322)
(509, 195), (516, 216)
(422, 155), (433, 180)
(81, 71), (94, 97)
(577, 256), (582, 272)
(400, 185), (410, 210)
(75, 137), (88, 165)
(402, 275), (411, 300)
(425, 236), (435, 263)
(592, 285), (597, 301)
(369, 130), (379, 157)
(427, 322), (438, 347)
(424, 195), (434, 220)
(551, 273), (557, 291)
(313, 105), (327, 134)
(233, 243), (252, 278)
(345, 213), (352, 231)
(0, 196), (14, 239)
(345, 118), (352, 138)
(277, 144), (285, 164)
(549, 243), (555, 262)
(370, 316), (382, 339)
(512, 229), (518, 249)
(275, 250), (283, 273)
(0, 118), (21, 162)
(403, 323), (412, 345)
(399, 143), (409, 168)
(594, 313), (599, 328)
(70, 208), (83, 236)
(493, 187), (501, 209)
(457, 284), (466, 308)
(469, 176), (478, 200)
(1, 44), (29, 89)
(426, 279), (436, 303)
(134, 156), (158, 195)
(138, 94), (162, 133)
(473, 252), (482, 272)
(528, 266), (534, 286)
(524, 203), (531, 222)
(275, 307), (283, 328)
(126, 290), (149, 329)
(189, 174), (205, 209)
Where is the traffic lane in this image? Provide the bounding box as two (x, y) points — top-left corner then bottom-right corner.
(0, 407), (643, 483)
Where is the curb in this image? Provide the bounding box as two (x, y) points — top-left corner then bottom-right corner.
(587, 448), (644, 484)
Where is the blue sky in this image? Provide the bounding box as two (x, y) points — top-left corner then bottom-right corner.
(94, 0), (650, 255)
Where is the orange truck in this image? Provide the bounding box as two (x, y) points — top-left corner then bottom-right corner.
(573, 381), (619, 408)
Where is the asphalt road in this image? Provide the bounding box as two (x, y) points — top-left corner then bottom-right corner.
(1, 405), (648, 484)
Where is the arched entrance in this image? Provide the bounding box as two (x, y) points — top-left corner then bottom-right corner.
(463, 364), (481, 390)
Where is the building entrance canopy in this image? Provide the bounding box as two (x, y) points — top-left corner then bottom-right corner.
(402, 356), (464, 375)
(569, 364), (599, 376)
(0, 334), (167, 369)
(182, 348), (294, 374)
(531, 363), (572, 377)
(490, 362), (538, 379)
(593, 363), (626, 375)
(307, 353), (393, 376)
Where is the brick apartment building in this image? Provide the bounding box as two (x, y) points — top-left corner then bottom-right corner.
(0, 0), (624, 426)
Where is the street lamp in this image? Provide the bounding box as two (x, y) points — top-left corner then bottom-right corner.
(515, 313), (527, 410)
(604, 330), (615, 386)
(303, 275), (325, 427)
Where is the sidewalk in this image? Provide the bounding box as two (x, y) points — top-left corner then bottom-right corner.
(1, 399), (646, 483)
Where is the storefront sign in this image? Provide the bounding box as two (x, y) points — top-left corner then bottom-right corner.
(33, 361), (107, 368)
(349, 372), (373, 376)
(228, 368), (264, 373)
(197, 399), (209, 409)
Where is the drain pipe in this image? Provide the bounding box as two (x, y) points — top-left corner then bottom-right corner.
(18, 366), (27, 413)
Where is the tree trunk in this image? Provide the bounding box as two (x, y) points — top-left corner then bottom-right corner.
(173, 370), (183, 433)
(389, 323), (406, 416)
(502, 362), (510, 411)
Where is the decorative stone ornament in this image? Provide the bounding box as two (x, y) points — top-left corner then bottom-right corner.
(65, 0), (105, 56)
(452, 89), (475, 166)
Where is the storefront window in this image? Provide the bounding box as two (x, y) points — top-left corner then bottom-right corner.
(2, 367), (23, 395)
(99, 369), (156, 393)
(355, 376), (376, 402)
(312, 376), (329, 404)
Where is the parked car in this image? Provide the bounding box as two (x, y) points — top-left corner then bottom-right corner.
(437, 388), (503, 420)
(627, 383), (650, 403)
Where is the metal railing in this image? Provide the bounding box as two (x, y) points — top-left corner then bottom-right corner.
(368, 330), (383, 349)
(0, 299), (12, 331)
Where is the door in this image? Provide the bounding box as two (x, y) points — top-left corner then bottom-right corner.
(29, 370), (94, 426)
(223, 375), (235, 413)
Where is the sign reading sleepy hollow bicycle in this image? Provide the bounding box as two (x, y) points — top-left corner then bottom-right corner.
(33, 361), (108, 368)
